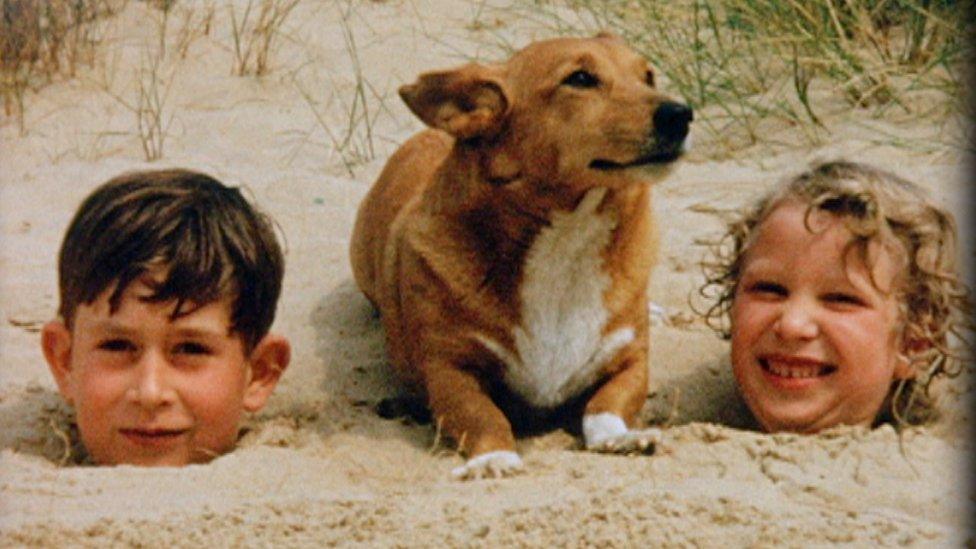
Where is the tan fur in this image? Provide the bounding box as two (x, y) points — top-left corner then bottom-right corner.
(350, 34), (691, 466)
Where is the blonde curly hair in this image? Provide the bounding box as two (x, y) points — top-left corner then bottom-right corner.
(699, 160), (973, 426)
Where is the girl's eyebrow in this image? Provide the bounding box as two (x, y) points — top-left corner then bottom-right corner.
(739, 257), (779, 276)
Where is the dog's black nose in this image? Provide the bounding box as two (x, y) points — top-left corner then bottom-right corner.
(653, 101), (693, 143)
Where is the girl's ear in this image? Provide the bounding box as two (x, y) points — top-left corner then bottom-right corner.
(242, 334), (291, 412)
(895, 333), (931, 380)
(893, 354), (915, 380)
(42, 320), (75, 405)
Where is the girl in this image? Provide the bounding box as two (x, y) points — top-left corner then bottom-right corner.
(700, 160), (971, 432)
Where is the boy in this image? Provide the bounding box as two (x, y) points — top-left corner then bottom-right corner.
(41, 169), (291, 466)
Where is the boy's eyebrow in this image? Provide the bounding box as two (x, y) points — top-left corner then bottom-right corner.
(86, 320), (135, 335)
(170, 326), (230, 339)
(86, 320), (230, 339)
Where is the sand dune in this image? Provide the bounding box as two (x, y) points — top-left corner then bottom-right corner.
(1, 1), (971, 546)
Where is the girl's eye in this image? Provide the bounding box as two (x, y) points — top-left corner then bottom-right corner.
(97, 339), (136, 352)
(561, 70), (600, 88)
(747, 281), (787, 297)
(823, 292), (865, 306)
(173, 342), (212, 356)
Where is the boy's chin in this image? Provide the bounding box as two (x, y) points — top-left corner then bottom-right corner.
(90, 445), (219, 467)
(91, 452), (185, 467)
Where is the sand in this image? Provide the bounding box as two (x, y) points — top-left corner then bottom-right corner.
(1, 0), (972, 546)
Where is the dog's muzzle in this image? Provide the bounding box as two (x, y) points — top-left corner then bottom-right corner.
(642, 100), (693, 162)
(591, 101), (694, 170)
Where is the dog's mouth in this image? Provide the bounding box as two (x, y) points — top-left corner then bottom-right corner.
(589, 147), (684, 170)
(592, 101), (693, 171)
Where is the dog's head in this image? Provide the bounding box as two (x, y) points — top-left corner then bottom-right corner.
(399, 33), (692, 191)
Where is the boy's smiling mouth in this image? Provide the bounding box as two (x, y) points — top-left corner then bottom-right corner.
(759, 355), (837, 379)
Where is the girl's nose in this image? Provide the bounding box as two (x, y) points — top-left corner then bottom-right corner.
(127, 350), (176, 409)
(774, 299), (819, 341)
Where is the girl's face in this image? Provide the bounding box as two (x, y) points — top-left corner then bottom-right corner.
(730, 200), (913, 432)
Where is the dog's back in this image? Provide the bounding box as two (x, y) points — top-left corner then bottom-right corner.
(350, 129), (453, 305)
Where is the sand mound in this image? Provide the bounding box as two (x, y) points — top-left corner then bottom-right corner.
(1, 1), (970, 546)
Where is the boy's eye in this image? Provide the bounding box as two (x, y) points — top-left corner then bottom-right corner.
(561, 70), (600, 88)
(173, 342), (212, 356)
(97, 339), (136, 352)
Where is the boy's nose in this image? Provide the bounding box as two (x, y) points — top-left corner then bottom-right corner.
(774, 300), (819, 341)
(127, 350), (176, 409)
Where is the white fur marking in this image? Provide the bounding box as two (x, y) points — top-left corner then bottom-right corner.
(482, 187), (634, 408)
(451, 450), (524, 480)
(583, 412), (628, 447)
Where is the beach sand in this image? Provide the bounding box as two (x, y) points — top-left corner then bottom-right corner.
(1, 1), (971, 546)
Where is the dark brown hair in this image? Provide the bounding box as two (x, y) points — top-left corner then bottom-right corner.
(699, 160), (972, 425)
(57, 169), (284, 351)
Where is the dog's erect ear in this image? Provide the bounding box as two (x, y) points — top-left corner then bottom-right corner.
(595, 30), (625, 43)
(399, 63), (510, 140)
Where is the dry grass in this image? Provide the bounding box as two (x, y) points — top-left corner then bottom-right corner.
(288, 0), (395, 177)
(4, 0), (966, 166)
(1, 0), (126, 133)
(228, 0), (301, 76)
(468, 0), (969, 158)
(95, 2), (181, 161)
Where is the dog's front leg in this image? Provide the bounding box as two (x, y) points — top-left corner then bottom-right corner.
(581, 347), (661, 454)
(423, 360), (524, 479)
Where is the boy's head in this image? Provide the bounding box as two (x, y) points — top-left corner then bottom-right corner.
(701, 160), (971, 431)
(41, 169), (290, 466)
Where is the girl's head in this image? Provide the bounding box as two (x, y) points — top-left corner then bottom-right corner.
(701, 160), (971, 431)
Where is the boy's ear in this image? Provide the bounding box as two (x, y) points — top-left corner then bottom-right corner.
(242, 334), (291, 413)
(399, 62), (510, 140)
(41, 320), (75, 405)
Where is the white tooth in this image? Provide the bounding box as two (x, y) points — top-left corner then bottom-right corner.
(767, 361), (821, 378)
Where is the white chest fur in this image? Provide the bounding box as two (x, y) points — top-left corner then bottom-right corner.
(475, 188), (635, 408)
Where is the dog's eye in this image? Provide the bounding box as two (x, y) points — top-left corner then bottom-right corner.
(645, 70), (655, 87)
(561, 70), (600, 89)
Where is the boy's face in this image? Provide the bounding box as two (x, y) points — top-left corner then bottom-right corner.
(42, 275), (289, 466)
(730, 201), (912, 433)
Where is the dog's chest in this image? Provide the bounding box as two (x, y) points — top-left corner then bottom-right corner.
(476, 188), (634, 408)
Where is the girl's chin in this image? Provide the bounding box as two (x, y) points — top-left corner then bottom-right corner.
(751, 403), (832, 433)
(755, 408), (875, 433)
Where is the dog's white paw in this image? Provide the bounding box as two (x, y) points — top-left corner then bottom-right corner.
(451, 450), (524, 480)
(583, 412), (660, 455)
(587, 428), (661, 454)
